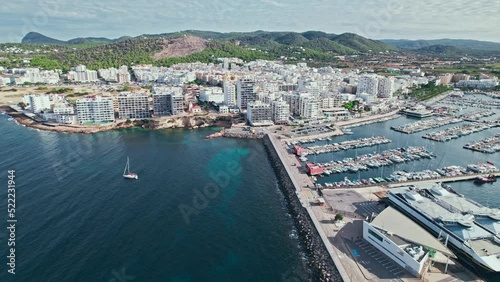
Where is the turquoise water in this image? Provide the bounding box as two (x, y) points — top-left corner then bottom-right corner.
(0, 117), (311, 281)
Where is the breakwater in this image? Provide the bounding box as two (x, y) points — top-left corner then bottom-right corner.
(263, 134), (343, 282)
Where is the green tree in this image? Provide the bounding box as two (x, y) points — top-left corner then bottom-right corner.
(335, 213), (344, 221)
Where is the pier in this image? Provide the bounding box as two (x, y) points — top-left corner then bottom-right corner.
(297, 136), (391, 156)
(463, 134), (500, 154)
(423, 122), (495, 142)
(391, 116), (462, 134)
(264, 134), (348, 282)
(317, 146), (433, 175)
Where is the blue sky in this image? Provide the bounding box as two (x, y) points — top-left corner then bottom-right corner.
(1, 0), (499, 43)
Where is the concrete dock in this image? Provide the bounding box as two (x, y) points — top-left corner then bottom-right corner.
(266, 131), (485, 282)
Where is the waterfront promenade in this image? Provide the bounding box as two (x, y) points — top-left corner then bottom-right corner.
(267, 133), (353, 282)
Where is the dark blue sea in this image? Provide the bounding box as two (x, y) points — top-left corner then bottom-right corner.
(1, 94), (499, 281)
(0, 116), (311, 281)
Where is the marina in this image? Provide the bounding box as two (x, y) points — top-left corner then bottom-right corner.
(314, 146), (434, 175)
(391, 116), (463, 134)
(294, 136), (391, 156)
(464, 134), (500, 154)
(423, 122), (496, 142)
(320, 163), (498, 188)
(445, 96), (500, 109)
(460, 110), (496, 122)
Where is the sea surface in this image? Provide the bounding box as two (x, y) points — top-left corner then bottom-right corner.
(0, 93), (499, 281)
(0, 117), (311, 281)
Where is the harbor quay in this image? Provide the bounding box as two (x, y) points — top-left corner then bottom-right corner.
(263, 134), (348, 282)
(264, 133), (482, 282)
(463, 134), (500, 154)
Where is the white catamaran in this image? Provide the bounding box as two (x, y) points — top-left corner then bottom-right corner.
(123, 157), (138, 179)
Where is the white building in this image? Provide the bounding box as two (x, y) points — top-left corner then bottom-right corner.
(76, 96), (115, 123)
(299, 95), (320, 119)
(153, 88), (184, 116)
(218, 105), (229, 114)
(199, 87), (224, 104)
(53, 103), (75, 115)
(118, 92), (151, 119)
(68, 65), (99, 83)
(456, 79), (498, 89)
(223, 81), (237, 106)
(271, 100), (290, 124)
(237, 77), (257, 110)
(378, 77), (395, 98)
(247, 101), (273, 126)
(27, 95), (51, 113)
(363, 207), (454, 278)
(357, 75), (379, 96)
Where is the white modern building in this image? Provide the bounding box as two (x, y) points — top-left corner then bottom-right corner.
(199, 87), (224, 104)
(247, 101), (273, 126)
(27, 95), (51, 113)
(118, 92), (151, 119)
(68, 65), (99, 83)
(364, 207), (454, 278)
(357, 75), (379, 96)
(237, 77), (257, 110)
(271, 100), (290, 124)
(223, 81), (237, 106)
(299, 95), (320, 119)
(456, 79), (498, 89)
(99, 65), (131, 83)
(378, 77), (395, 98)
(53, 103), (75, 115)
(76, 96), (115, 123)
(153, 90), (184, 116)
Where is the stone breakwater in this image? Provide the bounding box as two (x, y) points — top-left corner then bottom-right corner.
(263, 135), (342, 282)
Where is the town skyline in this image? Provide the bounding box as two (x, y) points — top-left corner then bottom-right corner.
(1, 0), (500, 43)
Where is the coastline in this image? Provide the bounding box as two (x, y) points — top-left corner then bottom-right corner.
(0, 105), (233, 134)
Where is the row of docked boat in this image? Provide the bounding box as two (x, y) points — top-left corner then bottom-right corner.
(463, 134), (500, 154)
(422, 122), (494, 142)
(303, 136), (391, 155)
(445, 96), (500, 109)
(318, 163), (498, 188)
(317, 146), (434, 175)
(391, 116), (463, 134)
(342, 115), (400, 129)
(459, 110), (496, 121)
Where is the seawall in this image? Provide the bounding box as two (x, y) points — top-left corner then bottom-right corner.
(263, 134), (344, 282)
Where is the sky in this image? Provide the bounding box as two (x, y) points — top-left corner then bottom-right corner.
(1, 0), (499, 43)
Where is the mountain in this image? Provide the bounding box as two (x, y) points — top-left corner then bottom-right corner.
(21, 32), (116, 45)
(301, 38), (357, 54)
(20, 30), (396, 55)
(274, 33), (309, 45)
(21, 32), (66, 45)
(16, 30), (398, 71)
(382, 38), (500, 51)
(332, 33), (397, 52)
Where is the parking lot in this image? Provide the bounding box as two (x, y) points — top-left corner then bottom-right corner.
(346, 238), (410, 281)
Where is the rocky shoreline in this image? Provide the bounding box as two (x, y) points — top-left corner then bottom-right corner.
(0, 105), (233, 134)
(263, 135), (343, 282)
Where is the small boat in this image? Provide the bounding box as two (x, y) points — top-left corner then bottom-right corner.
(474, 175), (496, 184)
(123, 157), (138, 180)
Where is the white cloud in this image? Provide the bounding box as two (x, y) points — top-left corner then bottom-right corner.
(0, 0), (499, 42)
